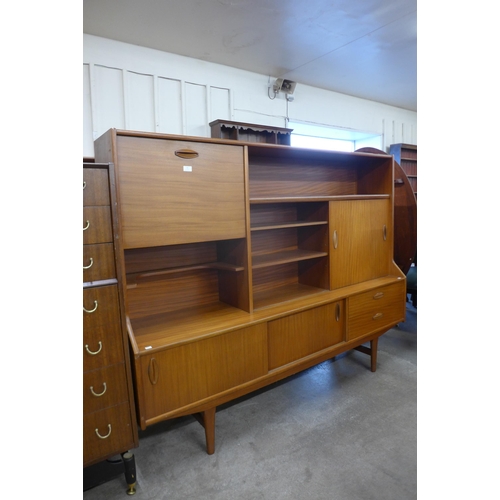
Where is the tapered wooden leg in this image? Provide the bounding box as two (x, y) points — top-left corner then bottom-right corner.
(370, 337), (378, 372)
(194, 407), (216, 455)
(353, 337), (379, 372)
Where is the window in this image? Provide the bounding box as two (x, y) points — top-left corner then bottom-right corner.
(288, 121), (382, 152)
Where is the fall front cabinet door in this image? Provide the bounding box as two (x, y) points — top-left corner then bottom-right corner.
(329, 199), (391, 289)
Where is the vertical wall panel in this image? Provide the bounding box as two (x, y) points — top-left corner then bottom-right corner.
(83, 64), (94, 155)
(158, 77), (183, 135)
(210, 87), (231, 123)
(127, 71), (155, 132)
(94, 65), (125, 137)
(185, 82), (207, 137)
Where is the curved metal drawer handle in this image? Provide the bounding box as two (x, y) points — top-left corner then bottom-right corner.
(383, 225), (387, 241)
(83, 220), (90, 231)
(95, 424), (112, 440)
(90, 382), (107, 397)
(85, 341), (102, 355)
(373, 292), (384, 300)
(83, 257), (94, 270)
(83, 300), (98, 314)
(333, 230), (338, 249)
(373, 312), (383, 320)
(335, 303), (341, 322)
(83, 181), (86, 189)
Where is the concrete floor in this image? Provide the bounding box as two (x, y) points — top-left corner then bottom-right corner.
(84, 302), (417, 500)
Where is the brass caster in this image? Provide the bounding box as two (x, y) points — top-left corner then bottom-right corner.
(126, 483), (136, 495)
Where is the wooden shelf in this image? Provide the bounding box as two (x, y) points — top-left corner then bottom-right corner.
(209, 119), (293, 145)
(253, 283), (328, 310)
(250, 194), (390, 204)
(127, 261), (244, 286)
(252, 249), (328, 269)
(251, 220), (328, 231)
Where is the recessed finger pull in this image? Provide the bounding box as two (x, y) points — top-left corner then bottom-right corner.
(83, 257), (94, 270)
(95, 424), (112, 440)
(85, 341), (102, 355)
(90, 382), (107, 397)
(83, 300), (98, 314)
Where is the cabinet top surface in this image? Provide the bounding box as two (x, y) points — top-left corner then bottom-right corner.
(103, 129), (392, 160)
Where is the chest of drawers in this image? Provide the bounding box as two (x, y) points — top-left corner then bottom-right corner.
(83, 162), (138, 492)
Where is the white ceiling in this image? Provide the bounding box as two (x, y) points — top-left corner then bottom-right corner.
(83, 0), (417, 111)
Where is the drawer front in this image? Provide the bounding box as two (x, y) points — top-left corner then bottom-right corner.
(83, 363), (129, 414)
(83, 168), (110, 206)
(83, 402), (135, 466)
(348, 281), (406, 340)
(115, 135), (246, 248)
(268, 302), (344, 370)
(83, 285), (121, 331)
(83, 243), (116, 283)
(83, 206), (113, 245)
(84, 321), (125, 371)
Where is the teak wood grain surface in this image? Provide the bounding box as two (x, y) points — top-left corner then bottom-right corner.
(93, 129), (406, 454)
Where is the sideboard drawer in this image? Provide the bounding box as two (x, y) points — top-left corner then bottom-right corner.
(83, 243), (116, 283)
(83, 363), (129, 414)
(83, 207), (113, 245)
(83, 321), (124, 371)
(83, 403), (135, 466)
(347, 282), (405, 340)
(83, 168), (110, 206)
(83, 285), (121, 331)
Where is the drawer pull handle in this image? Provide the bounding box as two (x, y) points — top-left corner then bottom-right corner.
(85, 341), (102, 355)
(148, 358), (159, 385)
(90, 382), (107, 397)
(83, 181), (86, 189)
(373, 292), (384, 299)
(95, 424), (112, 440)
(83, 220), (90, 231)
(83, 300), (98, 314)
(335, 303), (340, 322)
(373, 312), (383, 320)
(383, 225), (387, 241)
(333, 230), (338, 249)
(83, 257), (94, 270)
(175, 148), (199, 159)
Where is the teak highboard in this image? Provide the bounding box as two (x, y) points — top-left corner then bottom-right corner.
(94, 129), (407, 454)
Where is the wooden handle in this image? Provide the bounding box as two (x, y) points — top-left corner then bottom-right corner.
(175, 149), (199, 159)
(148, 358), (159, 385)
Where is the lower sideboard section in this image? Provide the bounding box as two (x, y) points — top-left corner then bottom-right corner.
(132, 280), (406, 434)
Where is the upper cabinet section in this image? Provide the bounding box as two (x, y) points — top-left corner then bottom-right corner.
(246, 146), (393, 201)
(95, 130), (246, 249)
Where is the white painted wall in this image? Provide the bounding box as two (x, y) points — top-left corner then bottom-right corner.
(83, 34), (417, 158)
